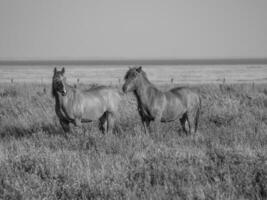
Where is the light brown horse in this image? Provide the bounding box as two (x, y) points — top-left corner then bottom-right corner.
(52, 67), (122, 134)
(122, 66), (201, 135)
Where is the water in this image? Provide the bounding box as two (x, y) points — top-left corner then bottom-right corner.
(0, 65), (266, 84)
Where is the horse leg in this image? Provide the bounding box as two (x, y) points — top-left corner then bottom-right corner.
(147, 120), (153, 134)
(108, 112), (123, 135)
(98, 120), (107, 134)
(151, 115), (161, 136)
(180, 113), (188, 135)
(146, 120), (151, 132)
(194, 103), (201, 133)
(104, 111), (121, 135)
(74, 118), (82, 127)
(59, 119), (70, 138)
(60, 119), (70, 132)
(99, 112), (108, 134)
(187, 110), (196, 135)
(141, 118), (150, 134)
(113, 115), (123, 135)
(107, 112), (115, 134)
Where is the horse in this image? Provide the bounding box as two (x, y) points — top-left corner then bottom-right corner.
(52, 67), (122, 134)
(122, 66), (201, 135)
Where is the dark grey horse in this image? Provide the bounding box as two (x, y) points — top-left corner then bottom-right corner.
(52, 67), (122, 134)
(122, 66), (201, 135)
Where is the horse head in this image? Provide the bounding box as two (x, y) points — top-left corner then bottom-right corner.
(52, 67), (67, 96)
(122, 66), (143, 93)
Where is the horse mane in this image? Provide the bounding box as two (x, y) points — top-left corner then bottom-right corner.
(51, 80), (56, 98)
(51, 75), (75, 98)
(139, 70), (150, 83)
(124, 68), (132, 80)
(124, 67), (151, 84)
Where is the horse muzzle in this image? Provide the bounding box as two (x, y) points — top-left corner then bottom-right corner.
(61, 90), (67, 96)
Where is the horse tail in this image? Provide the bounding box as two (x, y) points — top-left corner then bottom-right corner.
(194, 96), (201, 133)
(109, 111), (123, 135)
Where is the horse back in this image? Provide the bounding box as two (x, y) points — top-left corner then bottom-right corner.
(83, 86), (122, 112)
(169, 87), (200, 110)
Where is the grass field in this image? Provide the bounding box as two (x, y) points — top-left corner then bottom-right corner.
(0, 81), (267, 200)
(1, 65), (267, 84)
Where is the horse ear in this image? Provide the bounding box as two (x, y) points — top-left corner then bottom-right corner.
(54, 67), (57, 74)
(61, 67), (65, 74)
(136, 66), (142, 73)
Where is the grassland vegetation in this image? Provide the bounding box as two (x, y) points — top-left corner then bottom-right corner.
(0, 82), (267, 199)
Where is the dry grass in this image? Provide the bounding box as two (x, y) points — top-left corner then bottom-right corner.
(0, 82), (267, 199)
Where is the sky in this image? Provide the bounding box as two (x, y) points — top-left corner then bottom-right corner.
(0, 0), (267, 60)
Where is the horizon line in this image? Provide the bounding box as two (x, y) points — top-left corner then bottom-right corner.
(0, 58), (267, 65)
